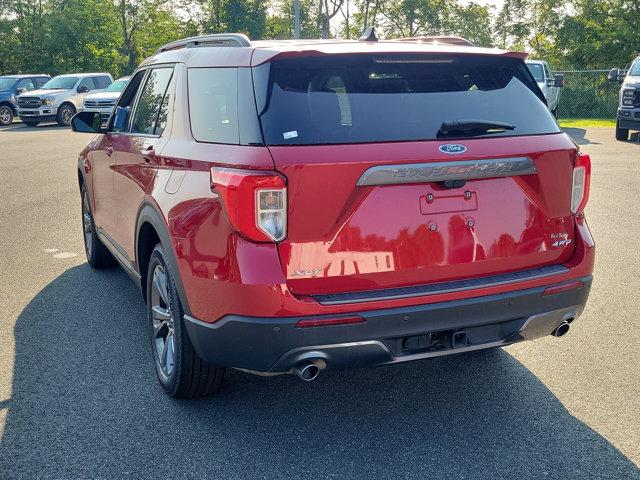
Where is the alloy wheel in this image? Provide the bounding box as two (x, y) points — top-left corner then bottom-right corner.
(61, 107), (73, 125)
(0, 106), (11, 125)
(82, 191), (93, 255)
(151, 265), (176, 378)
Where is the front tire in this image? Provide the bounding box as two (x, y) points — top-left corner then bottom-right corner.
(0, 105), (13, 126)
(23, 120), (39, 127)
(81, 185), (115, 268)
(57, 104), (76, 126)
(147, 244), (225, 398)
(616, 120), (629, 141)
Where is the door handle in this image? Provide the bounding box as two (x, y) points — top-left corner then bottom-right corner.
(141, 148), (156, 164)
(105, 146), (114, 156)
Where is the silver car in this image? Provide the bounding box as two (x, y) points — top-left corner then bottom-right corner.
(82, 77), (130, 123)
(17, 73), (113, 127)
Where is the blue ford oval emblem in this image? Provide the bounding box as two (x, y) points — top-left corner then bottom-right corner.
(439, 144), (467, 154)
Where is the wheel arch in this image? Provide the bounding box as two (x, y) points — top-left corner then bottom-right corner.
(0, 100), (16, 114)
(59, 101), (77, 112)
(136, 203), (191, 315)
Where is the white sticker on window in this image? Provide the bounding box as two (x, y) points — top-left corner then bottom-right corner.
(283, 130), (298, 140)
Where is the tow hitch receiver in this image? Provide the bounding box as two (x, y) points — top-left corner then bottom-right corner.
(402, 329), (470, 353)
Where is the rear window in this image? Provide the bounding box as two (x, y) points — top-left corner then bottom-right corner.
(256, 54), (559, 146)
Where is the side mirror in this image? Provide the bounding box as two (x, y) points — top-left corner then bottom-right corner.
(16, 87), (27, 94)
(71, 111), (104, 133)
(554, 74), (564, 88)
(608, 68), (619, 82)
(77, 85), (89, 94)
(112, 106), (129, 131)
(619, 69), (628, 83)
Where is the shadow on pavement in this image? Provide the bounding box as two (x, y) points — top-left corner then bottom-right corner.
(562, 127), (600, 145)
(1, 265), (639, 479)
(0, 123), (66, 132)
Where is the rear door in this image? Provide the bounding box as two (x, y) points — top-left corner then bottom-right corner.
(256, 53), (577, 296)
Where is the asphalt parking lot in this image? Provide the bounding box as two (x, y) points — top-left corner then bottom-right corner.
(0, 124), (638, 479)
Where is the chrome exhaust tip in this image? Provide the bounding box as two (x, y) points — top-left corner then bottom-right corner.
(293, 362), (320, 382)
(553, 321), (571, 337)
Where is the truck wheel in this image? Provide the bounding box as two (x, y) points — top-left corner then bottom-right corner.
(81, 185), (116, 268)
(57, 104), (76, 126)
(615, 120), (629, 141)
(147, 244), (225, 398)
(23, 121), (39, 127)
(0, 105), (13, 126)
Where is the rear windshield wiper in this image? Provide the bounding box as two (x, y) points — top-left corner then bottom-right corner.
(439, 119), (516, 137)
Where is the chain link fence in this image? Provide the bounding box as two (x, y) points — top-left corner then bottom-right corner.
(556, 70), (619, 119)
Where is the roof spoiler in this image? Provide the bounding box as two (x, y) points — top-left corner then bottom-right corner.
(392, 36), (476, 47)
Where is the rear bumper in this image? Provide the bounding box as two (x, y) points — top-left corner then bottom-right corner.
(184, 276), (591, 373)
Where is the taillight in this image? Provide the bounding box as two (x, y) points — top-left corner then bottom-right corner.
(210, 167), (287, 242)
(571, 153), (591, 214)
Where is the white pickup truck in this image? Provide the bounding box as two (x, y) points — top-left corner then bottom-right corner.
(526, 60), (564, 118)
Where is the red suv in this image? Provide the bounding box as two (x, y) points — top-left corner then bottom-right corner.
(72, 33), (594, 398)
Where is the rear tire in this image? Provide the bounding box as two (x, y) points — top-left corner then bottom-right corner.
(23, 121), (39, 127)
(147, 244), (225, 398)
(616, 120), (629, 141)
(0, 105), (13, 126)
(57, 104), (75, 126)
(81, 185), (116, 268)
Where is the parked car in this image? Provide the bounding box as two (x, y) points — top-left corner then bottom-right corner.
(0, 74), (50, 126)
(18, 73), (113, 127)
(608, 57), (640, 141)
(72, 33), (594, 398)
(526, 60), (564, 117)
(82, 76), (130, 123)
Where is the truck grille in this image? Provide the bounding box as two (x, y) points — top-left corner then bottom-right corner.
(18, 97), (42, 108)
(83, 99), (116, 108)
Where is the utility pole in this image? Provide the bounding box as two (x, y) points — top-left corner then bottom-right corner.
(294, 0), (301, 39)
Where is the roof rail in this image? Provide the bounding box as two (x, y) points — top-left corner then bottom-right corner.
(392, 36), (476, 47)
(155, 33), (251, 54)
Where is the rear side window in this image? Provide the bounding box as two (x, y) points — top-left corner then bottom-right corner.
(131, 67), (174, 136)
(78, 77), (96, 92)
(95, 76), (112, 89)
(256, 54), (559, 145)
(16, 78), (35, 91)
(188, 68), (239, 144)
(34, 77), (48, 88)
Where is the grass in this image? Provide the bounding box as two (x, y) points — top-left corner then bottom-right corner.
(558, 118), (616, 128)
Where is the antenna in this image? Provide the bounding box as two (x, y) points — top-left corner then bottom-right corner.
(359, 26), (378, 42)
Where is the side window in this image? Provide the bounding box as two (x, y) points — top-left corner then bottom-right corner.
(543, 64), (551, 80)
(95, 76), (111, 89)
(131, 67), (174, 136)
(188, 68), (239, 144)
(78, 77), (96, 92)
(111, 70), (147, 133)
(34, 77), (48, 88)
(16, 78), (35, 91)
